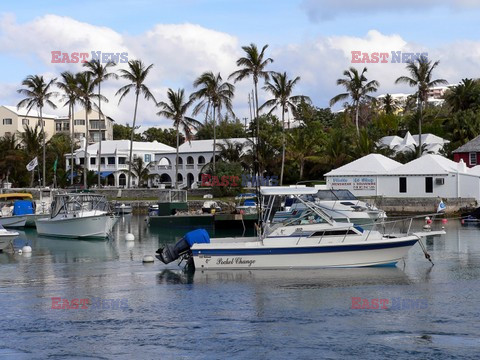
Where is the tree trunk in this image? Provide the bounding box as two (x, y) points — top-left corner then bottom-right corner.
(84, 110), (89, 189)
(70, 103), (75, 185)
(40, 107), (45, 188)
(299, 158), (304, 180)
(355, 101), (360, 137)
(97, 82), (102, 188)
(280, 105), (285, 186)
(175, 123), (180, 189)
(127, 91), (140, 188)
(418, 100), (423, 158)
(213, 106), (216, 174)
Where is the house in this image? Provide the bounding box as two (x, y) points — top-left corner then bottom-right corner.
(55, 109), (114, 143)
(325, 153), (480, 201)
(65, 140), (174, 187)
(378, 132), (449, 155)
(151, 138), (251, 188)
(452, 135), (480, 167)
(0, 105), (57, 140)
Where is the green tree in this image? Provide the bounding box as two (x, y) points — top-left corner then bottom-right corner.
(444, 78), (480, 112)
(330, 67), (379, 137)
(191, 72), (235, 173)
(142, 127), (184, 147)
(116, 59), (156, 188)
(395, 58), (447, 156)
(84, 59), (118, 187)
(0, 134), (21, 186)
(18, 124), (44, 186)
(157, 88), (201, 189)
(260, 71), (311, 185)
(57, 71), (80, 185)
(195, 116), (247, 140)
(128, 157), (152, 187)
(76, 72), (104, 188)
(230, 43), (273, 175)
(17, 74), (58, 187)
(113, 123), (142, 140)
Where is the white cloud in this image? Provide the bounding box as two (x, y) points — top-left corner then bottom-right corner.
(301, 0), (480, 21)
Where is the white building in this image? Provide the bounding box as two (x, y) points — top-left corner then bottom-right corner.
(65, 137), (250, 188)
(325, 154), (480, 201)
(378, 132), (449, 155)
(151, 138), (250, 188)
(66, 140), (174, 187)
(55, 109), (114, 143)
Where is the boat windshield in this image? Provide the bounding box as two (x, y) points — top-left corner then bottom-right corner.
(283, 209), (327, 226)
(314, 190), (357, 201)
(50, 194), (110, 218)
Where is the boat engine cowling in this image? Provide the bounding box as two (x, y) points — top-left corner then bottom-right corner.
(156, 229), (210, 264)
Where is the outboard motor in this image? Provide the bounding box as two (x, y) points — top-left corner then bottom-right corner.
(156, 229), (210, 264)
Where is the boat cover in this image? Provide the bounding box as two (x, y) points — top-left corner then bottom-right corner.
(13, 200), (34, 215)
(184, 229), (210, 246)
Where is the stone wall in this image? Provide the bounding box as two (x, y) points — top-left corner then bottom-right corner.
(359, 196), (477, 215)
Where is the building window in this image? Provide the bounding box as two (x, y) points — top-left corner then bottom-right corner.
(469, 152), (477, 166)
(63, 123), (70, 131)
(22, 118), (29, 126)
(101, 157), (105, 165)
(144, 154), (151, 163)
(74, 119), (86, 126)
(56, 123), (62, 131)
(79, 158), (85, 165)
(118, 157), (126, 164)
(90, 157), (96, 165)
(3, 118), (12, 125)
(108, 157), (115, 165)
(399, 177), (407, 193)
(425, 177), (433, 193)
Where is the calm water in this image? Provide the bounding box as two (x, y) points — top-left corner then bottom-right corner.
(1, 216), (479, 359)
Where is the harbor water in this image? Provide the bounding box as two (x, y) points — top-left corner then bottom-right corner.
(0, 216), (479, 359)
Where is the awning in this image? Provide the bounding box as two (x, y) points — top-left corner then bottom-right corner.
(67, 172), (77, 179)
(95, 171), (114, 178)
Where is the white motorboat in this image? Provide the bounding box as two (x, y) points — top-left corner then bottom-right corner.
(113, 202), (133, 215)
(156, 187), (444, 270)
(235, 193), (257, 215)
(35, 193), (118, 239)
(273, 188), (386, 224)
(0, 224), (19, 251)
(0, 193), (34, 228)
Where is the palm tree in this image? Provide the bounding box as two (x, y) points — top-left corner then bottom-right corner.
(444, 78), (480, 112)
(330, 67), (379, 137)
(17, 75), (57, 187)
(18, 124), (44, 186)
(230, 43), (273, 177)
(116, 60), (156, 188)
(380, 94), (400, 115)
(76, 72), (104, 188)
(157, 88), (201, 189)
(216, 139), (248, 169)
(57, 71), (80, 185)
(395, 58), (447, 156)
(260, 71), (311, 185)
(0, 133), (20, 186)
(191, 71), (235, 173)
(128, 157), (152, 187)
(84, 59), (118, 187)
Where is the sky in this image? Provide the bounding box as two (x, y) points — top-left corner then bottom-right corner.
(1, 0), (480, 130)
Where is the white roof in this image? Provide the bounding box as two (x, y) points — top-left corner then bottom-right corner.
(469, 165), (480, 176)
(389, 154), (466, 175)
(411, 133), (449, 145)
(378, 135), (402, 147)
(177, 138), (250, 153)
(325, 154), (402, 176)
(2, 105), (58, 119)
(260, 186), (318, 196)
(73, 140), (174, 155)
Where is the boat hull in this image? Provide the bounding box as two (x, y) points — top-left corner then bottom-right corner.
(0, 216), (27, 228)
(35, 214), (117, 239)
(0, 231), (19, 251)
(192, 237), (419, 269)
(25, 214), (49, 227)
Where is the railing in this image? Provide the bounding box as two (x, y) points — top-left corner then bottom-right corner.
(185, 164), (195, 170)
(117, 164), (128, 169)
(156, 165), (172, 170)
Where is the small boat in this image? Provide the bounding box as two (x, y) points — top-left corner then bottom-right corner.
(202, 200), (221, 214)
(235, 194), (257, 215)
(156, 187), (445, 270)
(0, 223), (19, 251)
(113, 202), (133, 215)
(273, 188), (386, 224)
(35, 193), (118, 239)
(0, 193), (34, 228)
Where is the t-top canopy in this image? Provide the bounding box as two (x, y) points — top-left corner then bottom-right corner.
(260, 186), (318, 196)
